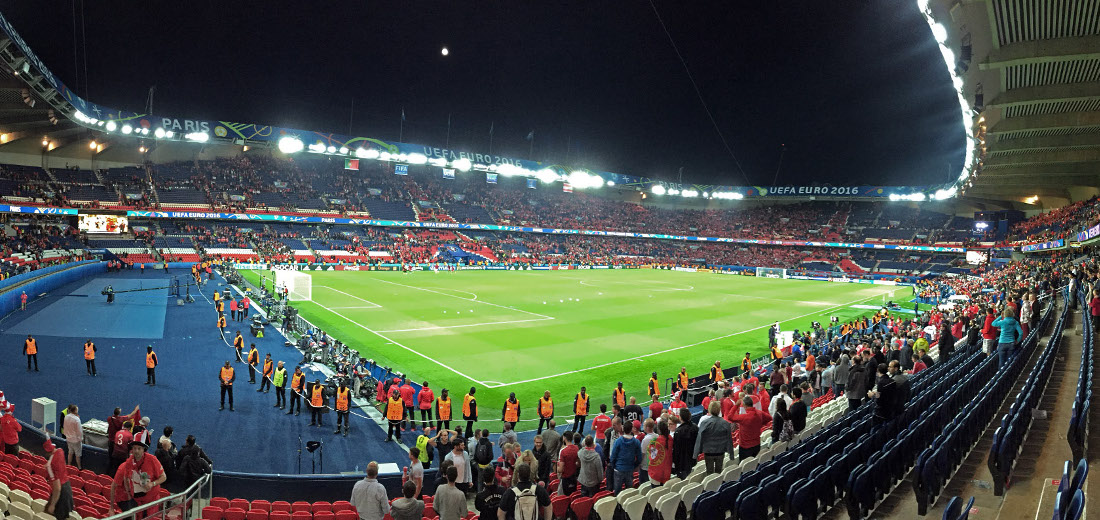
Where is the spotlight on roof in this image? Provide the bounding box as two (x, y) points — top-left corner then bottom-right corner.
(121, 124), (133, 135)
(154, 128), (166, 139)
(278, 136), (304, 154)
(651, 185), (666, 195)
(452, 158), (472, 172)
(105, 121), (117, 132)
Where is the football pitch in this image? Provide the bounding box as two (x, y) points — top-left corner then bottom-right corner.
(241, 268), (901, 424)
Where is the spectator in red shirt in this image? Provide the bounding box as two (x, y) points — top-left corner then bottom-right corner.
(909, 354), (927, 374)
(417, 382), (434, 431)
(727, 396), (772, 461)
(109, 431), (166, 516)
(557, 432), (581, 495)
(981, 308), (998, 356)
(1, 403), (21, 455)
(399, 380), (416, 431)
(648, 397), (664, 421)
(591, 404), (612, 441)
(43, 440), (73, 520)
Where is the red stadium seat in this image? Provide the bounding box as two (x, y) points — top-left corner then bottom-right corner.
(291, 511), (312, 520)
(95, 475), (113, 488)
(201, 506), (225, 520)
(246, 509), (269, 520)
(230, 499), (251, 511)
(333, 511), (357, 520)
(291, 502), (311, 514)
(330, 501), (354, 513)
(251, 500), (271, 512)
(211, 498), (232, 510)
(551, 495), (572, 519)
(270, 501), (292, 513)
(77, 505), (101, 519)
(311, 502), (332, 514)
(79, 469), (97, 482)
(82, 481), (102, 496)
(269, 512), (291, 520)
(313, 511), (334, 520)
(423, 505), (436, 518)
(570, 497), (595, 520)
(224, 508), (248, 520)
(69, 476), (84, 491)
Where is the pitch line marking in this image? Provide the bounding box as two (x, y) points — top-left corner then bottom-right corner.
(482, 292), (886, 388)
(375, 317), (554, 333)
(371, 278), (554, 320)
(315, 285), (382, 308)
(576, 279), (695, 292)
(311, 300), (490, 387)
(423, 287), (479, 300)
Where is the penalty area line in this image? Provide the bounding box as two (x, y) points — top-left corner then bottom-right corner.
(483, 293), (883, 388)
(315, 285), (382, 308)
(375, 317), (555, 333)
(372, 278), (554, 320)
(312, 301), (491, 387)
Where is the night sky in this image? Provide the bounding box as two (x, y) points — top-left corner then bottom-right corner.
(3, 1), (964, 187)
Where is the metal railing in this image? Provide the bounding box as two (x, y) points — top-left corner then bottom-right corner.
(100, 472), (213, 520)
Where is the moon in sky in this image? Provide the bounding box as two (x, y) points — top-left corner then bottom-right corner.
(441, 47), (449, 56)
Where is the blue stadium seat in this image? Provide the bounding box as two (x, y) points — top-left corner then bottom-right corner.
(940, 496), (961, 520)
(1065, 489), (1084, 520)
(690, 491), (720, 520)
(735, 487), (768, 520)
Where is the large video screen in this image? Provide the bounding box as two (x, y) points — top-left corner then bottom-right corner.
(78, 214), (128, 234)
(965, 250), (988, 265)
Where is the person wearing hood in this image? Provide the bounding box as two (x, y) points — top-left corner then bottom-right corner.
(577, 435), (604, 496)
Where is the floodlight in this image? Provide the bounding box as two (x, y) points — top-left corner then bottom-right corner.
(185, 132), (209, 142)
(88, 140), (96, 150)
(453, 158), (472, 172)
(339, 146), (349, 155)
(140, 128), (149, 135)
(105, 121), (117, 132)
(278, 137), (304, 154)
(407, 153), (428, 164)
(607, 180), (615, 186)
(326, 145), (336, 153)
(165, 131), (174, 138)
(363, 149), (380, 159)
(931, 23), (947, 43)
(121, 124), (132, 135)
(154, 128), (166, 139)
(379, 152), (391, 161)
(537, 169), (560, 184)
(651, 185), (666, 195)
(681, 190), (698, 198)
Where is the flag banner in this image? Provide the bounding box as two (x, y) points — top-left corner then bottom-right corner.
(395, 164), (408, 176)
(273, 181), (288, 188)
(442, 168), (455, 179)
(527, 179), (537, 189)
(563, 183), (573, 193)
(328, 198), (346, 205)
(367, 188), (382, 196)
(486, 173), (498, 184)
(344, 158), (359, 170)
(229, 194), (246, 201)
(418, 200), (435, 208)
(125, 193), (144, 200)
(452, 194), (465, 202)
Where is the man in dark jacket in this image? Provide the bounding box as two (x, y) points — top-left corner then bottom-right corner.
(869, 364), (897, 425)
(788, 387), (808, 433)
(938, 321), (954, 361)
(175, 435), (212, 487)
(899, 339), (914, 371)
(671, 408), (698, 478)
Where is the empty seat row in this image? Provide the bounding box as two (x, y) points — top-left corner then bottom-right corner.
(1067, 293), (1092, 462)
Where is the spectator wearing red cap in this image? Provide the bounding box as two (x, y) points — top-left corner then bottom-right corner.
(1, 404), (20, 454)
(110, 430), (166, 516)
(43, 440), (74, 520)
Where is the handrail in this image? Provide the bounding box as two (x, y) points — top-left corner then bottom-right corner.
(99, 471), (213, 520)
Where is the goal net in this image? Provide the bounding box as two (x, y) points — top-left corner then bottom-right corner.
(755, 267), (787, 279)
(274, 270), (312, 301)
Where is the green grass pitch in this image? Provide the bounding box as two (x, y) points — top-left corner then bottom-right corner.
(241, 268), (902, 425)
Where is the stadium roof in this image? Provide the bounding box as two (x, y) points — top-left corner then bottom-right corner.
(944, 0), (1100, 208)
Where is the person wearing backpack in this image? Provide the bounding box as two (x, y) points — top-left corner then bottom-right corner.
(174, 435), (212, 487)
(497, 463), (551, 520)
(473, 432), (495, 492)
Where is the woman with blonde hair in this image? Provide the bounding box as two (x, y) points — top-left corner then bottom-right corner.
(512, 449), (539, 487)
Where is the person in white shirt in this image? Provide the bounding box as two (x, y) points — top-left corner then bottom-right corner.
(62, 405), (83, 470)
(350, 462), (389, 520)
(442, 438), (472, 492)
(768, 386), (794, 416)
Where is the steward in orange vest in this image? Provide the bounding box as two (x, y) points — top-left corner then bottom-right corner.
(308, 380), (325, 427)
(536, 391), (553, 434)
(435, 389), (452, 432)
(385, 390), (405, 442)
(219, 361), (235, 411)
(24, 335), (38, 372)
(612, 382), (626, 410)
(84, 340), (97, 376)
(287, 367), (305, 416)
(145, 346), (158, 386)
(462, 387), (478, 441)
(572, 387), (590, 433)
(502, 392), (520, 427)
(333, 383), (351, 437)
(258, 354), (273, 393)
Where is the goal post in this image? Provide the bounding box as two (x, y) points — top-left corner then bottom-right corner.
(275, 269), (312, 301)
(755, 267), (787, 279)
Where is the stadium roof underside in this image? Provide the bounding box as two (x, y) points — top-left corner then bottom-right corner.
(948, 0), (1100, 207)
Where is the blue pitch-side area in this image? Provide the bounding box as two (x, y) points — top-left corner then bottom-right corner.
(9, 278), (167, 339)
(0, 270), (407, 474)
